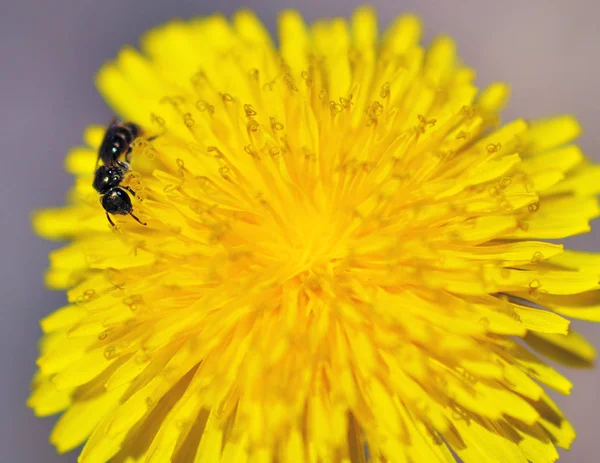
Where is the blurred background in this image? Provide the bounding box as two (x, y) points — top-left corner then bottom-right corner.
(1, 0), (599, 461)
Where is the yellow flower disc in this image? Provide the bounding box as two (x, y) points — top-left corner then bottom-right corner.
(29, 6), (600, 463)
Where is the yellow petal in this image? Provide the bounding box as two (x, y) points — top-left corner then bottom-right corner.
(522, 115), (582, 154)
(520, 144), (584, 174)
(278, 10), (310, 74)
(545, 165), (600, 197)
(40, 305), (86, 334)
(516, 426), (559, 463)
(501, 343), (572, 394)
(512, 306), (570, 334)
(477, 82), (510, 114)
(452, 417), (527, 463)
(548, 250), (600, 273)
(28, 377), (72, 416)
(382, 14), (421, 54)
(524, 330), (596, 368)
(53, 348), (118, 389)
(51, 386), (123, 453)
(486, 267), (599, 295)
(534, 392), (576, 450)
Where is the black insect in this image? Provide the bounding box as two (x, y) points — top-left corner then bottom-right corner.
(92, 119), (147, 226)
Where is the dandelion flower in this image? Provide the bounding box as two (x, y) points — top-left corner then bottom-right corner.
(29, 6), (600, 463)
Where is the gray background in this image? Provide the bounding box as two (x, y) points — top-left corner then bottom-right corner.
(1, 0), (599, 461)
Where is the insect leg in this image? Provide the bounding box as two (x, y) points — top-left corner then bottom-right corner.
(129, 211), (147, 226)
(122, 185), (138, 197)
